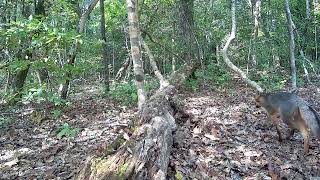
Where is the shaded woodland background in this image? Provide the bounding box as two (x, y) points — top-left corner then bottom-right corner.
(0, 0), (320, 179)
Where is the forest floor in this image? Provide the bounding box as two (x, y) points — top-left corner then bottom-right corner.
(1, 82), (320, 179)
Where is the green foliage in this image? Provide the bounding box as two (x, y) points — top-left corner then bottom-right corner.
(256, 71), (287, 90)
(144, 75), (160, 92)
(20, 86), (66, 106)
(46, 92), (67, 106)
(51, 109), (63, 119)
(1, 0), (319, 108)
(57, 123), (80, 139)
(105, 1), (127, 29)
(196, 64), (232, 88)
(185, 78), (199, 92)
(109, 81), (138, 106)
(21, 87), (46, 104)
(118, 163), (129, 179)
(175, 171), (184, 180)
(9, 60), (31, 72)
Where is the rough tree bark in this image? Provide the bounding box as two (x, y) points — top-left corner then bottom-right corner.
(127, 0), (146, 110)
(99, 0), (109, 92)
(178, 0), (195, 62)
(284, 0), (297, 89)
(221, 0), (263, 92)
(59, 0), (99, 99)
(77, 62), (198, 180)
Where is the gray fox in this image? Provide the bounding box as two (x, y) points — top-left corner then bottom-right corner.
(255, 91), (320, 153)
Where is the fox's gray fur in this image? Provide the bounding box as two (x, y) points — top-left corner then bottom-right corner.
(301, 105), (320, 138)
(255, 91), (320, 152)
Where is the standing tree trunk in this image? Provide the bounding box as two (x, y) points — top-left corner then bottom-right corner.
(126, 0), (146, 110)
(99, 0), (109, 92)
(261, 0), (280, 69)
(314, 0), (319, 61)
(60, 0), (99, 99)
(35, 0), (49, 85)
(12, 65), (30, 97)
(287, 2), (315, 82)
(11, 2), (32, 99)
(221, 0), (263, 93)
(178, 0), (195, 62)
(285, 0), (297, 89)
(306, 0), (311, 18)
(251, 0), (261, 67)
(140, 35), (169, 89)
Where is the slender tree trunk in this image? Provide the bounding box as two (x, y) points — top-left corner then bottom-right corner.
(289, 0), (315, 82)
(1, 0), (8, 23)
(35, 0), (49, 85)
(221, 0), (263, 92)
(251, 0), (261, 67)
(126, 0), (146, 110)
(99, 0), (109, 92)
(115, 27), (133, 81)
(11, 2), (32, 99)
(60, 0), (99, 99)
(306, 0), (311, 18)
(172, 38), (176, 72)
(261, 0), (280, 69)
(314, 0), (319, 61)
(140, 35), (169, 89)
(285, 0), (297, 89)
(13, 0), (18, 22)
(172, 22), (176, 72)
(112, 41), (115, 78)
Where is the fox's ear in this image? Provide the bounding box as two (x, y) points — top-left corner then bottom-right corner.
(257, 90), (268, 96)
(256, 89), (265, 96)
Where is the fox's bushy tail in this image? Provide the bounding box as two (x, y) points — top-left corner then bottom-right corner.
(300, 105), (320, 138)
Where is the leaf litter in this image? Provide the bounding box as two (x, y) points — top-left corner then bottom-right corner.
(0, 85), (320, 179)
(170, 86), (320, 179)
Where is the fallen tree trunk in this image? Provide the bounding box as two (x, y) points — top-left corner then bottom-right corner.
(77, 62), (198, 180)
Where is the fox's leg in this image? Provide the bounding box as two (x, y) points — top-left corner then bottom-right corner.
(279, 112), (298, 142)
(292, 108), (310, 153)
(269, 114), (283, 142)
(298, 125), (310, 153)
(286, 128), (295, 140)
(296, 120), (310, 153)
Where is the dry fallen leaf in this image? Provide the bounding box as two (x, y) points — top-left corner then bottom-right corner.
(123, 132), (130, 140)
(204, 134), (219, 141)
(3, 158), (19, 167)
(193, 126), (201, 136)
(244, 150), (262, 157)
